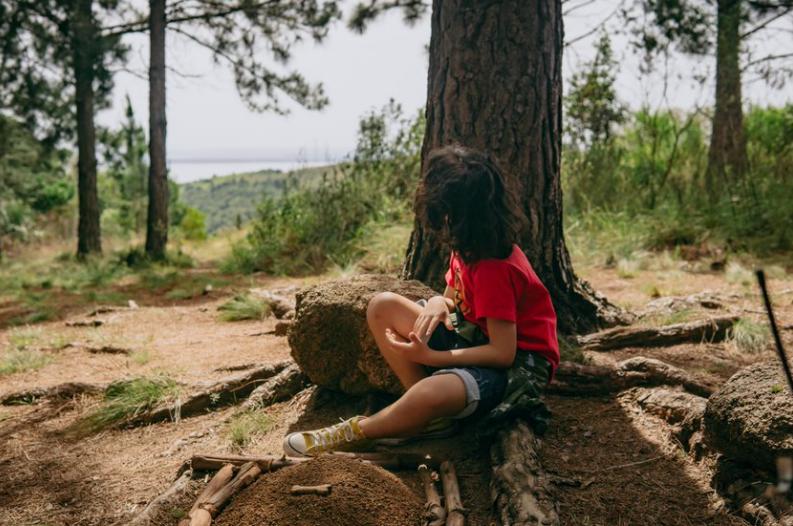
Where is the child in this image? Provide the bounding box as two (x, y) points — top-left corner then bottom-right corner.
(283, 145), (559, 457)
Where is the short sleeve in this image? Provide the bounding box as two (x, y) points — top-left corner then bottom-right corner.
(471, 262), (517, 322)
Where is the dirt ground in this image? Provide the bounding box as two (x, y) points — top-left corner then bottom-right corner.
(0, 264), (792, 526)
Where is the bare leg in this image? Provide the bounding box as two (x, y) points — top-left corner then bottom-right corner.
(367, 292), (428, 389)
(358, 374), (467, 439)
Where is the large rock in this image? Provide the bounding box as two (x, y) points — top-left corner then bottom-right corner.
(704, 361), (793, 469)
(288, 274), (436, 395)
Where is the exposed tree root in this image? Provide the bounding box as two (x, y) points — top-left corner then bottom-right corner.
(490, 421), (559, 526)
(577, 315), (739, 351)
(119, 361), (290, 428)
(190, 452), (438, 472)
(550, 357), (714, 398)
(1, 382), (104, 405)
(125, 468), (194, 526)
(249, 289), (295, 319)
(240, 362), (308, 411)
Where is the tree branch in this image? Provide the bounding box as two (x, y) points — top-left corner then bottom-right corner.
(743, 52), (793, 70)
(740, 7), (793, 39)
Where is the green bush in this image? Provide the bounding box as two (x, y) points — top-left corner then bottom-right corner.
(225, 102), (422, 275)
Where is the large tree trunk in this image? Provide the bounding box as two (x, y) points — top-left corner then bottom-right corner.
(72, 0), (101, 257)
(706, 0), (748, 191)
(402, 0), (621, 334)
(145, 0), (169, 260)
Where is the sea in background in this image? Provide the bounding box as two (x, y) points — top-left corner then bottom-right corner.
(169, 159), (335, 184)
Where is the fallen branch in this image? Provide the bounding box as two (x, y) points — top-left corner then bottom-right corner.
(120, 361), (290, 428)
(418, 464), (445, 526)
(577, 316), (739, 351)
(127, 468), (194, 526)
(491, 421), (559, 526)
(290, 484), (332, 496)
(440, 461), (465, 526)
(241, 362), (308, 410)
(550, 357), (714, 398)
(178, 463), (235, 526)
(1, 382), (104, 405)
(190, 451), (438, 472)
(66, 319), (104, 327)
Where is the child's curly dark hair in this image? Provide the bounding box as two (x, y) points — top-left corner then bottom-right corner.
(415, 144), (527, 263)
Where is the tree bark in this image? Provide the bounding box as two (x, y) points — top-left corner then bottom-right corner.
(146, 0), (169, 260)
(72, 0), (101, 257)
(706, 0), (748, 191)
(402, 0), (621, 334)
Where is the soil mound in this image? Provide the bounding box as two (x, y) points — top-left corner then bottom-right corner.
(289, 274), (435, 395)
(214, 456), (423, 526)
(704, 360), (793, 470)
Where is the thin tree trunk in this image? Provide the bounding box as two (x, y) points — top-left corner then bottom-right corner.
(706, 0), (748, 191)
(72, 0), (101, 257)
(146, 0), (169, 260)
(402, 0), (622, 334)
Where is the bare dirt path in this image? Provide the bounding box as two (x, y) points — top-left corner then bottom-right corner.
(0, 264), (791, 525)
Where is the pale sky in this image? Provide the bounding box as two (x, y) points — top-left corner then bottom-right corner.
(98, 1), (793, 164)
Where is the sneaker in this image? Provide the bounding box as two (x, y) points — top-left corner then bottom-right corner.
(373, 418), (459, 446)
(283, 416), (367, 457)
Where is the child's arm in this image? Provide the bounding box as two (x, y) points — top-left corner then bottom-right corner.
(386, 317), (517, 369)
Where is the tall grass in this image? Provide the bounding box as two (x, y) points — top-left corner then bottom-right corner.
(71, 375), (179, 434)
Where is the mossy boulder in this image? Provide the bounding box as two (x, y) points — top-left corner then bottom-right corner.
(288, 274), (436, 395)
(704, 361), (793, 469)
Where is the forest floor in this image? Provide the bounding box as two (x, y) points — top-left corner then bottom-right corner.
(0, 252), (792, 526)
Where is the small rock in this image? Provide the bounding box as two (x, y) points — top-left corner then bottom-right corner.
(128, 300), (139, 310)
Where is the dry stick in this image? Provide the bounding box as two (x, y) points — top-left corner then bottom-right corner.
(200, 461), (262, 517)
(290, 484), (332, 496)
(440, 461), (465, 526)
(418, 464), (446, 526)
(177, 463), (235, 526)
(190, 452), (438, 472)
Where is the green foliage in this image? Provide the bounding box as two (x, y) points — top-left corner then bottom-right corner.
(178, 207), (208, 241)
(225, 102), (422, 275)
(0, 115), (73, 251)
(72, 375), (179, 434)
(218, 294), (270, 322)
(228, 411), (273, 449)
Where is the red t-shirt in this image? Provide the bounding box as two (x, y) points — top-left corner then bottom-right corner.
(444, 245), (560, 371)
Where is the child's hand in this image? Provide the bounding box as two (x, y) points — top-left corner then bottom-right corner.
(413, 296), (453, 343)
(385, 328), (441, 367)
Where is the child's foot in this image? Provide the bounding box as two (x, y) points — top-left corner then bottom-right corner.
(373, 418), (459, 446)
(283, 415), (367, 457)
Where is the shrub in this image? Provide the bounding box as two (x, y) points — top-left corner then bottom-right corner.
(218, 294), (270, 321)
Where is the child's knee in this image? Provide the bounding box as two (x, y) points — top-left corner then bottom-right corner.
(410, 376), (464, 413)
(366, 291), (399, 324)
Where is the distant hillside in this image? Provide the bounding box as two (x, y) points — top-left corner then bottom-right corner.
(179, 165), (335, 234)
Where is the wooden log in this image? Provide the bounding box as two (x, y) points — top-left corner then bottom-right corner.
(85, 345), (131, 354)
(200, 461), (262, 517)
(177, 464), (234, 526)
(440, 461), (465, 526)
(241, 362), (309, 410)
(120, 361), (290, 428)
(128, 469), (193, 526)
(418, 464), (445, 526)
(190, 451), (437, 472)
(577, 315), (739, 351)
(550, 357), (714, 398)
(290, 484), (332, 496)
(491, 421), (559, 526)
(1, 382), (104, 405)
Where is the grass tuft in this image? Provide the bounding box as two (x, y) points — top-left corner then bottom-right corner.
(0, 348), (53, 376)
(71, 375), (179, 434)
(725, 262), (754, 287)
(228, 411), (273, 449)
(616, 258), (639, 279)
(558, 335), (587, 364)
(130, 349), (152, 366)
(728, 318), (769, 354)
(218, 294), (270, 322)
